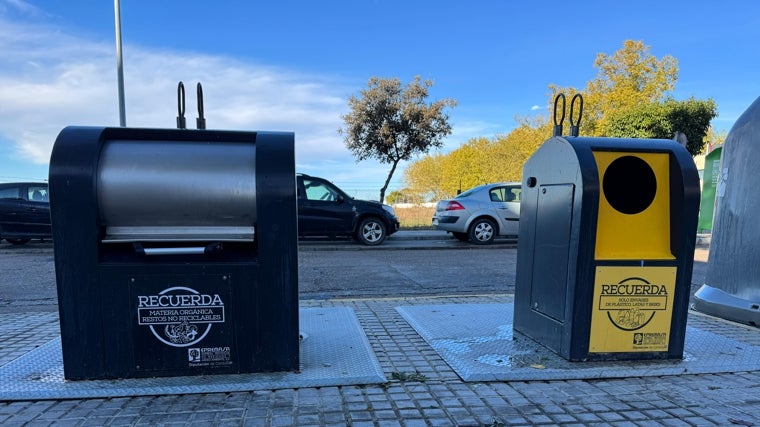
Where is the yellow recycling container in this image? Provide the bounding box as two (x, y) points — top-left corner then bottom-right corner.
(513, 136), (700, 361)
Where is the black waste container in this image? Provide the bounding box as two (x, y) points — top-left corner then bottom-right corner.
(513, 136), (700, 361)
(49, 126), (298, 380)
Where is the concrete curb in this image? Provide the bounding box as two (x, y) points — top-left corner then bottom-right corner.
(298, 230), (711, 251)
(395, 230), (712, 245)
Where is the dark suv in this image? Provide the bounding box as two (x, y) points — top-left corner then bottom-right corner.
(297, 174), (400, 245)
(0, 177), (400, 246)
(0, 182), (52, 245)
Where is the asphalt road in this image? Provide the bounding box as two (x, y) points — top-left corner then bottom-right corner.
(0, 236), (710, 314)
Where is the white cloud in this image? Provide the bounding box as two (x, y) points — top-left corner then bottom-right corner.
(0, 0), (44, 17)
(0, 14), (356, 176)
(0, 9), (497, 195)
(530, 105), (542, 111)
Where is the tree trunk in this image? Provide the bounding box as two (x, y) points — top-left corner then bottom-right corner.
(379, 159), (400, 203)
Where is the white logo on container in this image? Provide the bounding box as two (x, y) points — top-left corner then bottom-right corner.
(137, 286), (225, 347)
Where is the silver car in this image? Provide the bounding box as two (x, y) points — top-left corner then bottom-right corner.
(432, 182), (521, 244)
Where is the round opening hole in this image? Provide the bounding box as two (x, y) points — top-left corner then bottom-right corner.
(602, 155), (657, 215)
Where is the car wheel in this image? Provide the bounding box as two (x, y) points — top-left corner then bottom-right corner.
(356, 217), (386, 246)
(468, 218), (496, 245)
(6, 238), (31, 245)
(452, 232), (469, 241)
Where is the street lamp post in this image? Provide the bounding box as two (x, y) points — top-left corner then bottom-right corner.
(114, 0), (126, 127)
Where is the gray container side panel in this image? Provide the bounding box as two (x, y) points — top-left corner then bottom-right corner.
(514, 139), (561, 349)
(514, 166), (541, 327)
(705, 96), (760, 300)
(531, 184), (574, 322)
(515, 137), (592, 356)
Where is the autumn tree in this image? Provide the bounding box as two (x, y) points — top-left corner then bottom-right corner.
(404, 130), (547, 200)
(704, 126), (728, 151)
(404, 39), (714, 195)
(385, 188), (425, 205)
(405, 138), (495, 200)
(403, 154), (447, 201)
(404, 117), (552, 198)
(551, 40), (678, 136)
(340, 76), (457, 202)
(495, 116), (553, 167)
(441, 137), (491, 193)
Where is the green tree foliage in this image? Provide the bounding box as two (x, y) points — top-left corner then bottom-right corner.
(340, 76), (457, 202)
(606, 98), (717, 155)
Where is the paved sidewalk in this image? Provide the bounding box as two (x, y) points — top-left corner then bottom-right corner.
(3, 232), (756, 427)
(2, 293), (759, 426)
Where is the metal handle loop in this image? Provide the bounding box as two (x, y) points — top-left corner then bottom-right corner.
(176, 81), (186, 129)
(569, 93), (584, 137)
(553, 93), (566, 137)
(196, 82), (206, 130)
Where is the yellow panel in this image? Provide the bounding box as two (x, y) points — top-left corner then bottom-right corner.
(589, 266), (676, 353)
(594, 151), (674, 260)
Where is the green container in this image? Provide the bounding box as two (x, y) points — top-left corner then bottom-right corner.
(697, 146), (722, 233)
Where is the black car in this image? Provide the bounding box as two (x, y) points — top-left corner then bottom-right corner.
(0, 182), (52, 245)
(297, 173), (400, 245)
(0, 177), (400, 247)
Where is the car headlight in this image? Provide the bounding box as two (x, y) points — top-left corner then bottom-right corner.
(382, 204), (396, 216)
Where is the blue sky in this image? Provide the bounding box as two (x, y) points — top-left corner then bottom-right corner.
(1, 0), (758, 199)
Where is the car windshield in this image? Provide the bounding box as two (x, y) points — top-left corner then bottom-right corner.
(0, 187), (21, 199)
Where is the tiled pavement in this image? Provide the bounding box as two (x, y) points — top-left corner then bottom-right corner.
(1, 294), (759, 426)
